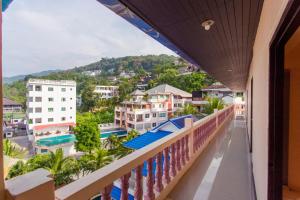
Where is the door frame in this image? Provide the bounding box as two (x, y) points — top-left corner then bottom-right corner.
(268, 0), (300, 199)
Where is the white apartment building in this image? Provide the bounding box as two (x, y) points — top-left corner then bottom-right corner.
(94, 85), (119, 99)
(115, 84), (192, 133)
(26, 79), (76, 139)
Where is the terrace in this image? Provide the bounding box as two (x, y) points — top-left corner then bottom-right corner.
(6, 106), (237, 200)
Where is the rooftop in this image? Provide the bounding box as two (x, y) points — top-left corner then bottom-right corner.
(146, 84), (192, 97)
(3, 98), (22, 106)
(27, 79), (76, 86)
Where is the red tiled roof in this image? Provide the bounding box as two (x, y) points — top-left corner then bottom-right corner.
(33, 122), (76, 131)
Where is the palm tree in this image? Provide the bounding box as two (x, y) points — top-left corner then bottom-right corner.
(45, 148), (79, 186)
(181, 104), (198, 115)
(203, 97), (225, 114)
(3, 139), (28, 159)
(79, 148), (112, 175)
(90, 148), (113, 169)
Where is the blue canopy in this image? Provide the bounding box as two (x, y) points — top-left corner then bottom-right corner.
(2, 0), (14, 12)
(123, 130), (172, 150)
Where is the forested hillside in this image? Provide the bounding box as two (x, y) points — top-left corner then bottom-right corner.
(3, 54), (215, 109)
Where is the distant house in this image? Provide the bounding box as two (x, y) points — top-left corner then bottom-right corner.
(94, 85), (119, 100)
(3, 98), (22, 113)
(115, 84), (192, 133)
(82, 70), (101, 76)
(201, 83), (234, 104)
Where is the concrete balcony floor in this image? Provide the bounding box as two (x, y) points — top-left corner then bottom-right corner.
(168, 118), (255, 200)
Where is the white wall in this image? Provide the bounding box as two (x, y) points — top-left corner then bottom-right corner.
(246, 0), (289, 199)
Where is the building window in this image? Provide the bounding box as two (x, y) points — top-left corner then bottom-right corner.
(28, 97), (33, 102)
(70, 116), (73, 119)
(159, 112), (166, 118)
(28, 85), (33, 91)
(174, 103), (177, 107)
(153, 113), (157, 117)
(41, 149), (48, 153)
(70, 98), (73, 100)
(48, 97), (54, 102)
(152, 123), (156, 127)
(35, 107), (42, 113)
(70, 107), (72, 110)
(35, 85), (42, 91)
(61, 97), (66, 102)
(48, 108), (54, 112)
(35, 97), (42, 102)
(178, 103), (182, 107)
(48, 118), (54, 122)
(61, 117), (66, 121)
(61, 107), (66, 111)
(35, 118), (42, 123)
(61, 88), (66, 92)
(70, 88), (72, 91)
(28, 108), (33, 113)
(145, 114), (150, 118)
(48, 87), (54, 91)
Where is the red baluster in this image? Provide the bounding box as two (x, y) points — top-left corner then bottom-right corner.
(102, 183), (113, 200)
(181, 138), (186, 166)
(144, 158), (155, 200)
(134, 165), (143, 200)
(155, 152), (163, 192)
(176, 140), (181, 171)
(121, 172), (131, 200)
(185, 135), (189, 161)
(163, 147), (171, 184)
(171, 143), (177, 177)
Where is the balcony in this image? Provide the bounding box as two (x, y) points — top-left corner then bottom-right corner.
(5, 106), (244, 200)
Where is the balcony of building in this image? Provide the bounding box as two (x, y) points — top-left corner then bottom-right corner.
(4, 106), (249, 200)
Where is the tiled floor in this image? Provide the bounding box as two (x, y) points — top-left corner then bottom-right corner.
(168, 119), (255, 200)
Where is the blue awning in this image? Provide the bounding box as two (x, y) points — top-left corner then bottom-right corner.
(123, 130), (172, 150)
(2, 0), (14, 12)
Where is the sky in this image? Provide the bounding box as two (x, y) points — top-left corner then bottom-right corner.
(3, 0), (175, 77)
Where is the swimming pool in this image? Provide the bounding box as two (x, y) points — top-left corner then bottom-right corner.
(36, 128), (128, 147)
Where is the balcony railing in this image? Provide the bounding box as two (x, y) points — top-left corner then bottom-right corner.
(5, 106), (234, 200)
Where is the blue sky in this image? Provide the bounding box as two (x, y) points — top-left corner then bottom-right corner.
(3, 0), (175, 77)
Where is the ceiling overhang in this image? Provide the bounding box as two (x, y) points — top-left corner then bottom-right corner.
(97, 0), (264, 90)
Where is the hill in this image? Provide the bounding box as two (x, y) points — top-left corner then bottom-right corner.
(3, 69), (62, 84)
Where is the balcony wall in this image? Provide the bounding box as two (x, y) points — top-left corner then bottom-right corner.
(246, 0), (289, 199)
(5, 106), (234, 200)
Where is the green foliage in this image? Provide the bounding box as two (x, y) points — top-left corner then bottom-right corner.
(3, 81), (27, 107)
(76, 109), (114, 125)
(80, 82), (100, 112)
(203, 97), (225, 114)
(79, 149), (112, 175)
(7, 149), (79, 186)
(74, 120), (100, 153)
(104, 129), (138, 159)
(3, 139), (28, 159)
(7, 161), (27, 179)
(179, 104), (198, 115)
(45, 149), (80, 186)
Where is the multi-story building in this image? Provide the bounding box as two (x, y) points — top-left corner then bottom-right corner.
(26, 79), (76, 139)
(115, 84), (192, 132)
(94, 85), (119, 99)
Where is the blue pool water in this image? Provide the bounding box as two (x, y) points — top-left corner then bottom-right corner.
(36, 128), (127, 147)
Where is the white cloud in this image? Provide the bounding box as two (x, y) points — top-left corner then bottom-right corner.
(3, 0), (175, 76)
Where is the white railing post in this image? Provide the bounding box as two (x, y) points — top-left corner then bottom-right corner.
(184, 118), (194, 159)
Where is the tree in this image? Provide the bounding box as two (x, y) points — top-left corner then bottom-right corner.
(7, 149), (79, 186)
(45, 149), (79, 186)
(81, 82), (99, 112)
(74, 120), (100, 153)
(181, 104), (198, 115)
(3, 139), (28, 159)
(203, 97), (225, 114)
